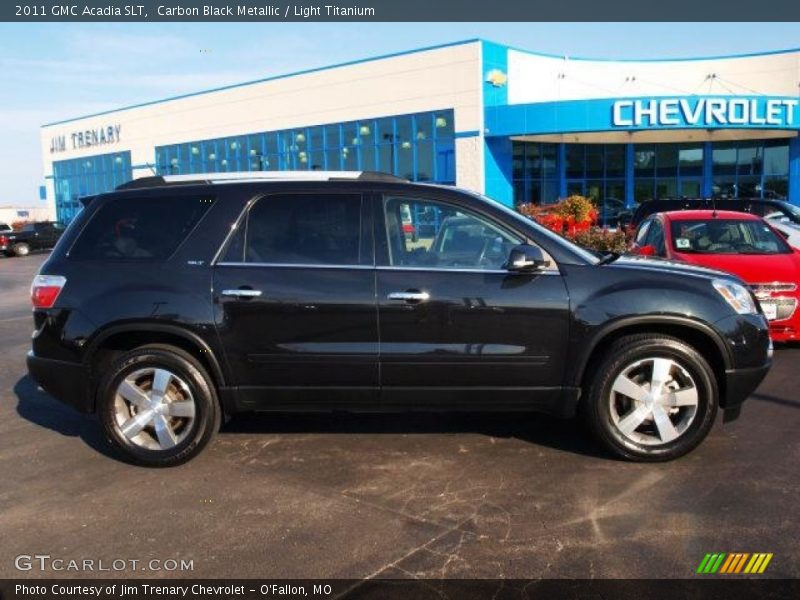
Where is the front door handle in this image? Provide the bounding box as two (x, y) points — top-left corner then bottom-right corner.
(221, 289), (263, 298)
(387, 291), (430, 303)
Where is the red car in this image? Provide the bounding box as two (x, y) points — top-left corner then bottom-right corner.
(631, 210), (800, 342)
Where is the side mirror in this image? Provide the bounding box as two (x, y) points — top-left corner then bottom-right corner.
(637, 244), (656, 256)
(505, 244), (549, 272)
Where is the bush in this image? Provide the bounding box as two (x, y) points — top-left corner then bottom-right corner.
(11, 220), (32, 231)
(518, 195), (597, 235)
(552, 195), (597, 224)
(567, 227), (629, 253)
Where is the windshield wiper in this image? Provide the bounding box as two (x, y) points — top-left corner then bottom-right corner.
(597, 252), (621, 265)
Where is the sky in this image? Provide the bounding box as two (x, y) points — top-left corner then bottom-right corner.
(1, 22), (799, 206)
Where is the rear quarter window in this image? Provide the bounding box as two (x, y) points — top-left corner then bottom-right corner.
(69, 196), (215, 260)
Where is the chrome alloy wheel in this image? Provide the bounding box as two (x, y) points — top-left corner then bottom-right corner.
(608, 357), (699, 446)
(112, 368), (196, 451)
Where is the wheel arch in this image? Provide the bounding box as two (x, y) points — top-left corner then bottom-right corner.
(85, 323), (227, 411)
(573, 316), (732, 402)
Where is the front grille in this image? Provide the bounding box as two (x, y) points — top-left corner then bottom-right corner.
(751, 282), (797, 294)
(759, 297), (798, 321)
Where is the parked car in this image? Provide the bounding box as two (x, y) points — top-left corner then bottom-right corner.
(0, 222), (12, 233)
(1, 221), (66, 257)
(630, 210), (800, 342)
(597, 198), (633, 229)
(764, 211), (800, 249)
(628, 198), (800, 232)
(28, 172), (771, 466)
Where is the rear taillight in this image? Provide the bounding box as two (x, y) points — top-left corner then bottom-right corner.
(31, 275), (66, 309)
(0, 235), (8, 245)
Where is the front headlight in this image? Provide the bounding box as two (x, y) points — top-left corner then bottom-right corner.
(712, 279), (757, 315)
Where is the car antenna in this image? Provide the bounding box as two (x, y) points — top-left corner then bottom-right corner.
(711, 196), (718, 219)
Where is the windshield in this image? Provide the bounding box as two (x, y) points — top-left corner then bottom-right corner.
(670, 219), (791, 255)
(467, 191), (601, 265)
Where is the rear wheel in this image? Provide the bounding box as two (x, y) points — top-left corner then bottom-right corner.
(12, 243), (30, 257)
(582, 334), (718, 461)
(98, 345), (220, 467)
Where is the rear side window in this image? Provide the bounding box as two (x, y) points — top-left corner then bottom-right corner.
(222, 193), (363, 265)
(69, 196), (214, 260)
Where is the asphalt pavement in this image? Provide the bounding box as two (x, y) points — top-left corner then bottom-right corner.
(1, 253), (798, 579)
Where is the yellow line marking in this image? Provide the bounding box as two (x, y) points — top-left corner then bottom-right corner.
(758, 554), (773, 574)
(744, 554), (758, 573)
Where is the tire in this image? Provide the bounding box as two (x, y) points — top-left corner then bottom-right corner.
(12, 243), (30, 257)
(97, 344), (220, 467)
(582, 334), (718, 462)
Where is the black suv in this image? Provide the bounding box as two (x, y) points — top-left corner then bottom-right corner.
(27, 172), (772, 466)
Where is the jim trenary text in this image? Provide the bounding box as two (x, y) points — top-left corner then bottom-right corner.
(15, 584), (333, 598)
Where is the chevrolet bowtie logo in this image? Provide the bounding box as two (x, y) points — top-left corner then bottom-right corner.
(485, 69), (508, 87)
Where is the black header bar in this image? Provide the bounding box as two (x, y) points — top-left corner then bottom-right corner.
(3, 579), (800, 600)
(4, 0), (800, 22)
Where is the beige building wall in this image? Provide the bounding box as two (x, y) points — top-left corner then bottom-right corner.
(40, 41), (486, 215)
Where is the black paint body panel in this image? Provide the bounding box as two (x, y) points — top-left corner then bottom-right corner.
(28, 180), (772, 418)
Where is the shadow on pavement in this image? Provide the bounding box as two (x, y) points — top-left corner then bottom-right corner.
(13, 375), (119, 460)
(221, 410), (611, 459)
(15, 373), (609, 460)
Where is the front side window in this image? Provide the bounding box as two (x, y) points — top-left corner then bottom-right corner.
(670, 219), (791, 255)
(228, 193), (362, 265)
(69, 196), (215, 260)
(382, 196), (523, 270)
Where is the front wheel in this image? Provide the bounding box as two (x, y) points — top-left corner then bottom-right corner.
(582, 334), (718, 462)
(12, 243), (30, 257)
(98, 345), (220, 467)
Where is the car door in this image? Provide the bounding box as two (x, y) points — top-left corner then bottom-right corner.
(374, 193), (571, 410)
(212, 190), (378, 410)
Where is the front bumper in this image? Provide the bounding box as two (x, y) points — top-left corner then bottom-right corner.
(723, 361), (771, 409)
(26, 351), (93, 413)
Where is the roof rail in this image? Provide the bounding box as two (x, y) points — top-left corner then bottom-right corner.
(115, 170), (407, 190)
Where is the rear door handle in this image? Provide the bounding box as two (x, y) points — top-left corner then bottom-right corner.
(221, 289), (263, 298)
(387, 291), (430, 303)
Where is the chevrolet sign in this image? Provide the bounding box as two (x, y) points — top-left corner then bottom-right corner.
(612, 98), (798, 128)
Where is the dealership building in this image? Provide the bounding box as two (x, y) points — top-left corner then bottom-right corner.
(40, 39), (800, 223)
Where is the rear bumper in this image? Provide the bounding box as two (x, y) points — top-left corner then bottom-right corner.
(26, 351), (93, 413)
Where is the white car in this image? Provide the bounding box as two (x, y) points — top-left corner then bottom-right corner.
(765, 211), (800, 249)
(0, 222), (12, 233)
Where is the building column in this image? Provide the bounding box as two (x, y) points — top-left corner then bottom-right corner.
(558, 143), (568, 200)
(625, 143), (634, 207)
(789, 136), (800, 206)
(484, 136), (514, 207)
(702, 141), (714, 198)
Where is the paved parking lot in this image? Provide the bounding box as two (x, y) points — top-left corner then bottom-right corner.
(1, 253), (798, 579)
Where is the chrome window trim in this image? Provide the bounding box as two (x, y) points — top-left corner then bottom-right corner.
(380, 265), (560, 275)
(214, 262), (559, 275)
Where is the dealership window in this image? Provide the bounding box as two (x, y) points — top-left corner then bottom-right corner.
(563, 144), (626, 220)
(511, 142), (559, 206)
(633, 143), (704, 202)
(156, 109), (456, 185)
(712, 139), (789, 199)
(52, 151), (132, 224)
